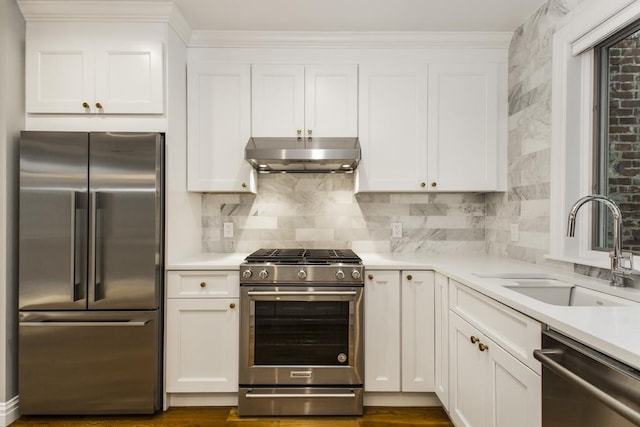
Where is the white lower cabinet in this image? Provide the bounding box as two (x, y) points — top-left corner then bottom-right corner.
(364, 269), (435, 393)
(434, 272), (449, 409)
(365, 270), (401, 391)
(165, 271), (239, 393)
(448, 281), (541, 427)
(401, 271), (435, 392)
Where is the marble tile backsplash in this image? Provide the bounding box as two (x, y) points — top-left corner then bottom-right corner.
(202, 174), (486, 254)
(485, 0), (581, 264)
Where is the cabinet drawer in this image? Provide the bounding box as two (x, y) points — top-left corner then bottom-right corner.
(167, 271), (239, 298)
(449, 280), (541, 374)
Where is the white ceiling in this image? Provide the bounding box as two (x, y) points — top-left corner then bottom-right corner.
(165, 0), (546, 32)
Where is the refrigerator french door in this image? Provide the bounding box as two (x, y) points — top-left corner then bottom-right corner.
(18, 131), (164, 415)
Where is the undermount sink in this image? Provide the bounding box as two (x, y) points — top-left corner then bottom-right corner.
(503, 279), (636, 307)
(473, 273), (638, 307)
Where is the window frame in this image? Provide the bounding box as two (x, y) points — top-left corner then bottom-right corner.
(548, 0), (640, 269)
(592, 19), (640, 254)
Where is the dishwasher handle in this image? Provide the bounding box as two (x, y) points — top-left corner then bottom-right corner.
(534, 349), (640, 426)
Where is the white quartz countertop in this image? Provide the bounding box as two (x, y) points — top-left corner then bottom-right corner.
(167, 252), (640, 370)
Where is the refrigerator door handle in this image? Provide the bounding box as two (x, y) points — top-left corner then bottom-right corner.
(20, 319), (152, 327)
(70, 192), (78, 301)
(89, 191), (103, 302)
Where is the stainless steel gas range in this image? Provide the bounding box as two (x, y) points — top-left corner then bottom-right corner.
(238, 248), (364, 416)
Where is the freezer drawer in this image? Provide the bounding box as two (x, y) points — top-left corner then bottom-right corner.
(18, 311), (160, 415)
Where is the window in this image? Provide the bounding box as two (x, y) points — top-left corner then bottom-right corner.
(549, 0), (640, 269)
(594, 20), (640, 254)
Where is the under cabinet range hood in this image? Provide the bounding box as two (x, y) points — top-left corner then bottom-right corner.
(245, 137), (361, 173)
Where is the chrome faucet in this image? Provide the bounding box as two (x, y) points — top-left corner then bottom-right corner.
(567, 194), (634, 287)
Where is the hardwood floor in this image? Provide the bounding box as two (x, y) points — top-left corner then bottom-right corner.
(13, 407), (454, 426)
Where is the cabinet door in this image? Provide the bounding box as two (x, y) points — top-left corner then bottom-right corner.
(304, 64), (358, 137)
(165, 298), (239, 393)
(401, 270), (435, 392)
(434, 273), (449, 409)
(187, 63), (255, 192)
(427, 63), (499, 191)
(26, 40), (94, 113)
(449, 313), (488, 427)
(357, 64), (428, 192)
(487, 337), (541, 427)
(252, 64), (305, 137)
(449, 312), (541, 427)
(364, 270), (400, 391)
(94, 41), (164, 114)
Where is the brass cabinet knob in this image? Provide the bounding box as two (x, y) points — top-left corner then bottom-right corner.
(470, 336), (479, 344)
(406, 274), (413, 281)
(241, 182), (247, 188)
(82, 102), (90, 109)
(297, 129), (302, 135)
(478, 343), (489, 352)
(420, 182), (426, 188)
(431, 182), (437, 188)
(95, 102), (103, 109)
(307, 129), (313, 135)
(200, 282), (206, 288)
(229, 303), (236, 309)
(368, 274), (374, 280)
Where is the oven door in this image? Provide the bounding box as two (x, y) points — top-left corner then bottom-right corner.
(239, 285), (363, 386)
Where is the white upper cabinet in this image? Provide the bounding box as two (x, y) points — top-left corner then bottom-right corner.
(251, 64), (358, 137)
(187, 63), (255, 193)
(427, 63), (499, 191)
(25, 41), (94, 114)
(357, 64), (429, 192)
(26, 29), (164, 114)
(357, 62), (505, 193)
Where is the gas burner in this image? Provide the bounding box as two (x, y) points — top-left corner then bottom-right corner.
(240, 248), (363, 285)
(244, 248), (361, 264)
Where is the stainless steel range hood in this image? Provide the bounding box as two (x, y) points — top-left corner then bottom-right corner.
(245, 137), (361, 173)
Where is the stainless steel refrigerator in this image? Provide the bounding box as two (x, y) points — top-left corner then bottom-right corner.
(18, 131), (164, 415)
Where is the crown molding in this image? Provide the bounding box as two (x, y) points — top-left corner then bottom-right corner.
(17, 0), (192, 44)
(15, 1), (511, 50)
(189, 30), (513, 49)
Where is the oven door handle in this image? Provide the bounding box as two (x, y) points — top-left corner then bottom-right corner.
(247, 291), (358, 296)
(245, 392), (356, 399)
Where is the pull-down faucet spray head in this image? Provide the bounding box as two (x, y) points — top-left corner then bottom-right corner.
(567, 194), (630, 286)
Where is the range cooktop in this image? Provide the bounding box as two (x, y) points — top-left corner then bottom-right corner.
(244, 248), (362, 265)
(240, 248), (364, 284)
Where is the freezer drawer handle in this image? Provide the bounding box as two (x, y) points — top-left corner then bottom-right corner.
(20, 319), (151, 327)
(534, 349), (640, 426)
(245, 392), (356, 399)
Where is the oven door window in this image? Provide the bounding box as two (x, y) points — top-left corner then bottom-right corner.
(253, 300), (351, 365)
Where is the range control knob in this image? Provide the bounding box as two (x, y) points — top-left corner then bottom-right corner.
(297, 269), (307, 280)
(258, 269), (269, 280)
(335, 270), (345, 280)
(351, 270), (361, 280)
(242, 269), (253, 279)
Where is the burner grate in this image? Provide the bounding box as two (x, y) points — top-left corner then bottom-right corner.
(244, 248), (361, 264)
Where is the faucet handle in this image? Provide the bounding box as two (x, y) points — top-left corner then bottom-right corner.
(620, 251), (634, 271)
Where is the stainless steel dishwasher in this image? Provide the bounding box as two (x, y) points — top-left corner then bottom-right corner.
(534, 329), (640, 427)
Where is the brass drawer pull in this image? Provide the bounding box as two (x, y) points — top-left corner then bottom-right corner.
(200, 282), (206, 288)
(470, 336), (480, 344)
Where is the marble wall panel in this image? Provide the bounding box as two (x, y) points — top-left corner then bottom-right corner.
(201, 173), (486, 254)
(486, 0), (581, 264)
